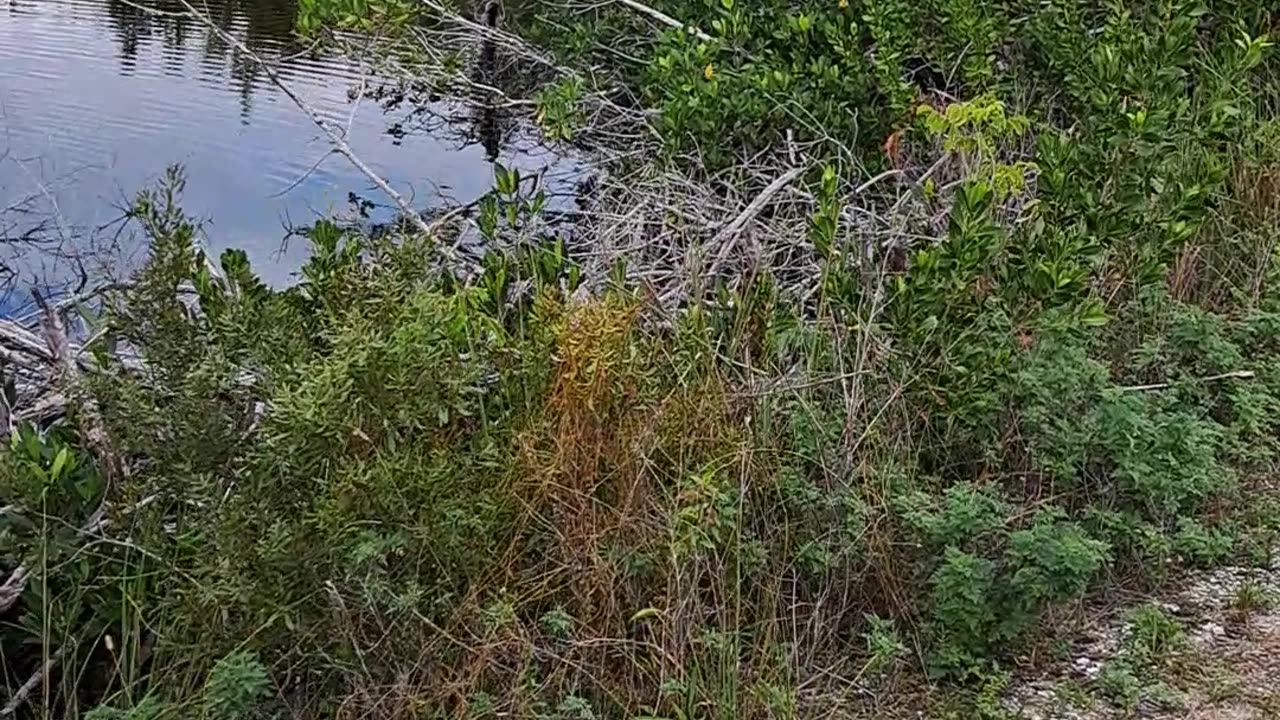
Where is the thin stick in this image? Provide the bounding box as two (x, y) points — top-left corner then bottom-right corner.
(1118, 370), (1255, 393)
(0, 657), (54, 717)
(614, 0), (711, 42)
(707, 166), (804, 275)
(855, 169), (904, 194)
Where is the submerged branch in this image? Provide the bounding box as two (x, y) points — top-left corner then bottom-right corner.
(172, 0), (465, 269)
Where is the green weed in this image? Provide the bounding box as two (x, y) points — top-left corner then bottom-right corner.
(1231, 579), (1275, 618)
(4, 0), (1280, 715)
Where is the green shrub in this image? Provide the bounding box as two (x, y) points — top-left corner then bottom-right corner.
(6, 0), (1280, 714)
(204, 651), (271, 720)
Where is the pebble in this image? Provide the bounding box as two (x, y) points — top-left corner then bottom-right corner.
(1072, 656), (1103, 681)
(1000, 549), (1280, 719)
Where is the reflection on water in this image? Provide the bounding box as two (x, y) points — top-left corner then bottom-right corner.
(99, 0), (294, 116)
(0, 0), (574, 292)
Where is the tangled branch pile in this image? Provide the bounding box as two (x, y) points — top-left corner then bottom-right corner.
(3, 0), (1280, 718)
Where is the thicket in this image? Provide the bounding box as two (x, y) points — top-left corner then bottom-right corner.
(3, 0), (1280, 718)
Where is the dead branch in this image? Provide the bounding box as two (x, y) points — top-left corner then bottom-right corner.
(0, 657), (52, 717)
(0, 319), (54, 363)
(15, 392), (65, 425)
(707, 166), (805, 276)
(0, 565), (30, 615)
(613, 0), (712, 42)
(32, 289), (121, 485)
(1118, 370), (1255, 393)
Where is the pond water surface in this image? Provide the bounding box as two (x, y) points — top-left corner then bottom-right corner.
(0, 0), (570, 293)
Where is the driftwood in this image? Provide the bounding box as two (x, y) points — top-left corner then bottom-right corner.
(0, 319), (53, 364)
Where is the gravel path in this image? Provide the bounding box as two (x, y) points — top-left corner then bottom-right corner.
(1006, 561), (1280, 719)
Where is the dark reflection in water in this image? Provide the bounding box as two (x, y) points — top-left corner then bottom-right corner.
(0, 0), (576, 291)
(99, 0), (296, 117)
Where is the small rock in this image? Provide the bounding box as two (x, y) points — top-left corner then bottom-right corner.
(1072, 656), (1103, 681)
(1190, 620), (1228, 649)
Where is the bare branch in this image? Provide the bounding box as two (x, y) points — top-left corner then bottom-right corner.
(0, 565), (30, 615)
(613, 0), (712, 42)
(1118, 370), (1255, 393)
(0, 658), (52, 717)
(707, 166), (805, 276)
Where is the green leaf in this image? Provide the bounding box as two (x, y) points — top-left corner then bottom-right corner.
(1080, 302), (1109, 327)
(50, 447), (70, 483)
(630, 607), (661, 623)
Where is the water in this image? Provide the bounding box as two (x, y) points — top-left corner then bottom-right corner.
(0, 0), (574, 294)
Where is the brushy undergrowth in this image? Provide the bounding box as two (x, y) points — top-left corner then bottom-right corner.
(3, 0), (1280, 718)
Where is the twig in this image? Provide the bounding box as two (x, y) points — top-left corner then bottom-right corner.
(614, 0), (711, 42)
(707, 166), (805, 275)
(855, 169), (904, 194)
(915, 153), (950, 188)
(0, 657), (54, 717)
(270, 150), (338, 199)
(1118, 370), (1255, 393)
